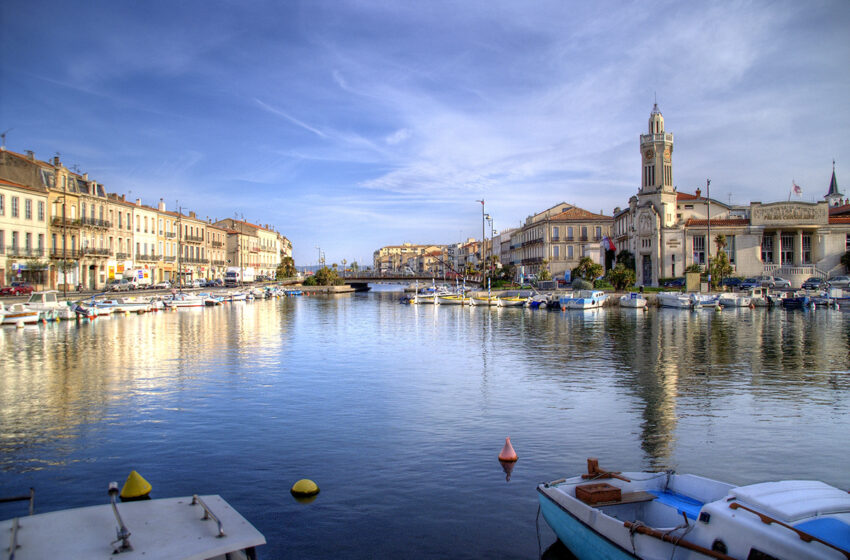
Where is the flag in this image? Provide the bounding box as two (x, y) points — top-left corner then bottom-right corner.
(792, 181), (802, 196)
(601, 236), (616, 251)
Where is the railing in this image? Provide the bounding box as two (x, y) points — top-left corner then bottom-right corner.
(51, 216), (81, 227)
(550, 237), (560, 242)
(116, 252), (131, 260)
(81, 247), (111, 257)
(565, 236), (574, 241)
(48, 248), (81, 259)
(164, 256), (176, 262)
(79, 217), (111, 228)
(211, 241), (224, 248)
(211, 260), (226, 266)
(136, 253), (160, 262)
(4, 246), (44, 257)
(522, 239), (543, 247)
(579, 236), (588, 241)
(250, 247), (259, 253)
(184, 235), (204, 243)
(182, 256), (209, 264)
(521, 257), (544, 265)
(165, 232), (177, 239)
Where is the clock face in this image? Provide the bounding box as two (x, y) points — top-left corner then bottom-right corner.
(664, 148), (671, 160)
(644, 149), (654, 161)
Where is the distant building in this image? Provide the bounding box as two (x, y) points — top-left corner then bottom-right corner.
(615, 105), (850, 287)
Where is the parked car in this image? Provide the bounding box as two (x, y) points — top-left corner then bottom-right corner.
(190, 279), (201, 288)
(153, 281), (172, 290)
(212, 278), (224, 287)
(801, 277), (827, 290)
(663, 277), (686, 288)
(739, 277), (761, 290)
(0, 281), (34, 296)
(109, 279), (132, 292)
(721, 277), (743, 289)
(828, 275), (850, 288)
(755, 275), (790, 289)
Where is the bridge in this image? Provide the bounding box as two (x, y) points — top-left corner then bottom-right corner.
(341, 273), (483, 291)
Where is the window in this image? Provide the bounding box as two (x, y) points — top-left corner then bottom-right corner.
(118, 212), (122, 228)
(802, 235), (811, 264)
(136, 216), (140, 232)
(0, 231), (4, 253)
(567, 226), (573, 240)
(11, 196), (19, 218)
(52, 233), (57, 250)
(25, 232), (32, 250)
(99, 206), (104, 221)
(693, 235), (706, 265)
(127, 212), (131, 230)
(847, 234), (850, 252)
(81, 204), (86, 220)
(727, 235), (736, 264)
(553, 246), (560, 260)
(25, 199), (32, 220)
(38, 201), (44, 221)
(781, 234), (794, 265)
(144, 216), (148, 233)
(11, 231), (19, 249)
(581, 226), (588, 240)
(595, 226), (602, 239)
(761, 236), (773, 263)
(0, 194), (4, 215)
(38, 234), (44, 250)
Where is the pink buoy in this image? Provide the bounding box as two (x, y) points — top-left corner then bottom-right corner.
(498, 437), (518, 462)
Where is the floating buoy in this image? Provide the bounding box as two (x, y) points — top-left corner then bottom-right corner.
(291, 479), (319, 497)
(498, 437), (518, 462)
(120, 470), (152, 501)
(749, 303), (755, 309)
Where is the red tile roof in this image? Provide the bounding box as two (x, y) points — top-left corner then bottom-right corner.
(829, 216), (850, 224)
(0, 178), (47, 194)
(829, 204), (850, 216)
(550, 207), (611, 221)
(677, 192), (702, 201)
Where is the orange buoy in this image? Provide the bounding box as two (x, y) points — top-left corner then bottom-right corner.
(498, 437), (518, 462)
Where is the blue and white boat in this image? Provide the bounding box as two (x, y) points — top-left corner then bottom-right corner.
(563, 290), (607, 310)
(619, 292), (647, 309)
(782, 293), (812, 309)
(538, 458), (850, 560)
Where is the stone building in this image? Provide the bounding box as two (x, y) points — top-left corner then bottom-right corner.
(0, 177), (49, 287)
(614, 105), (850, 287)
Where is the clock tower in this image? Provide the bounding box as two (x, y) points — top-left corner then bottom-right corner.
(639, 103), (674, 195)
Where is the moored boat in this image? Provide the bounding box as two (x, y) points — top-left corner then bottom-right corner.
(0, 483), (266, 559)
(718, 293), (752, 308)
(782, 293), (812, 309)
(538, 458), (850, 560)
(1, 303), (41, 325)
(498, 295), (529, 307)
(657, 292), (693, 309)
(565, 290), (606, 310)
(164, 293), (205, 308)
(619, 292), (647, 308)
(24, 290), (76, 320)
(468, 295), (501, 307)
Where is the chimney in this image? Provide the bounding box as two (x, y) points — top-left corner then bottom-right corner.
(53, 155), (60, 166)
(26, 150), (34, 160)
(158, 198), (165, 212)
(695, 188), (702, 198)
(136, 198), (142, 206)
(83, 173), (88, 180)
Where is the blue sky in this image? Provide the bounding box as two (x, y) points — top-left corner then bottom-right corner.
(2, 1), (848, 266)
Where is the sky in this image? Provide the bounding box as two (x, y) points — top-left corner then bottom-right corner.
(1, 1), (848, 266)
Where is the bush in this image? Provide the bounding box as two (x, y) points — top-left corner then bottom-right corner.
(571, 278), (592, 290)
(302, 276), (317, 286)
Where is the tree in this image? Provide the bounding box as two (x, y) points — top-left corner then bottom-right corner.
(616, 250), (635, 271)
(572, 257), (603, 283)
(314, 266), (343, 286)
(710, 235), (733, 288)
(607, 263), (636, 291)
(537, 259), (552, 281)
(276, 256), (296, 279)
(351, 261), (359, 274)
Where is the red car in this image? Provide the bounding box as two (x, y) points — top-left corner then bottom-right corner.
(0, 282), (34, 296)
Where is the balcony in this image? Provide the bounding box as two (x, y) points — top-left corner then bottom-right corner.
(51, 216), (81, 228)
(522, 239), (543, 247)
(211, 260), (226, 266)
(48, 248), (81, 259)
(182, 256), (209, 264)
(164, 255), (176, 262)
(565, 237), (574, 241)
(116, 252), (131, 260)
(521, 257), (544, 265)
(4, 246), (45, 258)
(80, 247), (111, 257)
(165, 232), (177, 239)
(551, 237), (560, 242)
(184, 234), (204, 243)
(136, 253), (160, 262)
(250, 247), (259, 253)
(80, 217), (112, 229)
(211, 241), (224, 248)
(579, 236), (588, 241)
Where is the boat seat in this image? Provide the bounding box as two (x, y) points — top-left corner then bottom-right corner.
(648, 490), (704, 520)
(731, 480), (850, 522)
(794, 518), (850, 552)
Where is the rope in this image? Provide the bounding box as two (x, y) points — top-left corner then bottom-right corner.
(535, 504), (542, 559)
(628, 520), (646, 556)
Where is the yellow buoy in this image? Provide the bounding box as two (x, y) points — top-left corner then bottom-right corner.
(120, 470), (152, 501)
(290, 479), (319, 497)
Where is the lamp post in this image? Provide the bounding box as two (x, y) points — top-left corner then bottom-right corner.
(705, 179), (711, 291)
(476, 199), (485, 276)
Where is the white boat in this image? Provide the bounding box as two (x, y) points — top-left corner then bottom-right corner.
(745, 287), (771, 307)
(690, 293), (720, 308)
(718, 293), (752, 308)
(24, 290), (76, 320)
(0, 484), (266, 560)
(1, 303), (41, 325)
(498, 295), (529, 307)
(436, 294), (467, 305)
(226, 292), (248, 303)
(468, 295), (501, 307)
(657, 291), (693, 309)
(165, 293), (205, 308)
(619, 292), (647, 308)
(95, 297), (152, 314)
(538, 458), (850, 560)
(528, 294), (551, 309)
(565, 290), (607, 310)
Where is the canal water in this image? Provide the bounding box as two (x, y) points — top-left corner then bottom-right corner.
(1, 286), (849, 558)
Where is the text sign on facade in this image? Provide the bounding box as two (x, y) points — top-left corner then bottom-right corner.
(750, 203), (827, 226)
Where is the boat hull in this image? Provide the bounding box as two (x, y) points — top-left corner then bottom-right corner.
(538, 492), (635, 560)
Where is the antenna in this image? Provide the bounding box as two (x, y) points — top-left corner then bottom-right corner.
(0, 128), (12, 149)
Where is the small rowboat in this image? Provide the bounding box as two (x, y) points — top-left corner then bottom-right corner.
(619, 292), (647, 308)
(538, 458), (850, 560)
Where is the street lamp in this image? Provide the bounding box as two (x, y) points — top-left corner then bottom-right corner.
(476, 199), (485, 275)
